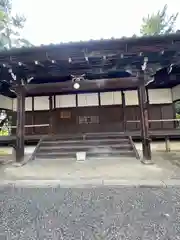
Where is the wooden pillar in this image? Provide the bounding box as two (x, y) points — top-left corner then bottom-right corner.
(121, 91), (126, 132)
(145, 87), (150, 130)
(138, 70), (152, 162)
(49, 95), (53, 134)
(16, 86), (25, 162)
(53, 95), (56, 109)
(32, 96), (35, 134)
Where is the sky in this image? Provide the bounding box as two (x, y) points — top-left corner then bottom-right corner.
(13, 0), (180, 46)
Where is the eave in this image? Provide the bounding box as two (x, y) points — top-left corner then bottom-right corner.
(0, 34), (180, 97)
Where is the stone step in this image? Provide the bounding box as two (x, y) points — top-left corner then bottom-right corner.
(43, 136), (129, 142)
(35, 149), (135, 158)
(44, 133), (128, 139)
(34, 156), (137, 162)
(87, 136), (128, 138)
(32, 134), (138, 161)
(41, 138), (129, 146)
(44, 136), (83, 141)
(38, 143), (132, 152)
(35, 153), (135, 160)
(37, 148), (133, 154)
(85, 135), (129, 140)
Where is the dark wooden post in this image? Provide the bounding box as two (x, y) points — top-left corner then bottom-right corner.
(16, 85), (26, 162)
(138, 70), (152, 162)
(49, 95), (53, 134)
(121, 91), (126, 132)
(32, 96), (35, 134)
(53, 95), (56, 109)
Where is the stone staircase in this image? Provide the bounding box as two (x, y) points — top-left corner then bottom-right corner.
(32, 133), (140, 161)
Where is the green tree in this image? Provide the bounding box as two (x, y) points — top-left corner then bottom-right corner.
(175, 101), (180, 114)
(140, 4), (178, 36)
(0, 0), (32, 49)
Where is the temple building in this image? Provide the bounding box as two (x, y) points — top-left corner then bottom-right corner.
(0, 85), (179, 134)
(0, 34), (180, 162)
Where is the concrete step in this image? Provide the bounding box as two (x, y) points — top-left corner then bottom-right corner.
(44, 136), (83, 141)
(43, 136), (129, 142)
(85, 135), (129, 140)
(35, 149), (135, 158)
(88, 151), (135, 158)
(38, 144), (132, 152)
(35, 152), (136, 160)
(36, 149), (134, 155)
(84, 135), (128, 140)
(41, 138), (130, 146)
(32, 133), (138, 161)
(37, 148), (133, 154)
(44, 133), (128, 141)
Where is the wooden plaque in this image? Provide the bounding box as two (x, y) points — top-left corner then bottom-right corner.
(60, 111), (71, 119)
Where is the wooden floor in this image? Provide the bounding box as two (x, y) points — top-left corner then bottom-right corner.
(0, 129), (180, 145)
(131, 129), (180, 138)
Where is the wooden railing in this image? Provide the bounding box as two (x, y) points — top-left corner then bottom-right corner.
(126, 119), (180, 131)
(129, 136), (140, 159)
(1, 119), (180, 137)
(0, 124), (50, 136)
(126, 119), (180, 123)
(11, 124), (50, 129)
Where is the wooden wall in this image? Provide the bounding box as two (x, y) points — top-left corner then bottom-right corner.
(21, 104), (174, 135)
(148, 104), (174, 129)
(53, 105), (124, 134)
(8, 88), (176, 135)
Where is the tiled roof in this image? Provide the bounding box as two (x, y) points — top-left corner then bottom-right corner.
(0, 33), (180, 55)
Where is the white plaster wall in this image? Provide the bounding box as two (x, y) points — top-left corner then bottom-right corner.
(78, 93), (99, 107)
(13, 97), (32, 111)
(25, 97), (32, 111)
(172, 84), (180, 101)
(56, 94), (76, 108)
(13, 97), (43, 111)
(9, 87), (176, 112)
(100, 92), (114, 105)
(77, 94), (86, 107)
(34, 96), (49, 110)
(125, 90), (139, 106)
(148, 88), (172, 104)
(86, 93), (99, 106)
(100, 91), (122, 105)
(0, 95), (13, 110)
(12, 98), (17, 111)
(113, 91), (122, 105)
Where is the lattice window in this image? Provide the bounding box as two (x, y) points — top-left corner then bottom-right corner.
(78, 116), (99, 124)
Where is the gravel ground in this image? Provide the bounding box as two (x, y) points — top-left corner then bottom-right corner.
(0, 186), (180, 239)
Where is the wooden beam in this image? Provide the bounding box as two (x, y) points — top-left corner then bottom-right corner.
(75, 94), (78, 107)
(16, 85), (26, 162)
(121, 91), (126, 131)
(53, 95), (56, 109)
(26, 78), (139, 96)
(49, 95), (53, 134)
(98, 92), (101, 106)
(32, 96), (35, 134)
(138, 70), (152, 162)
